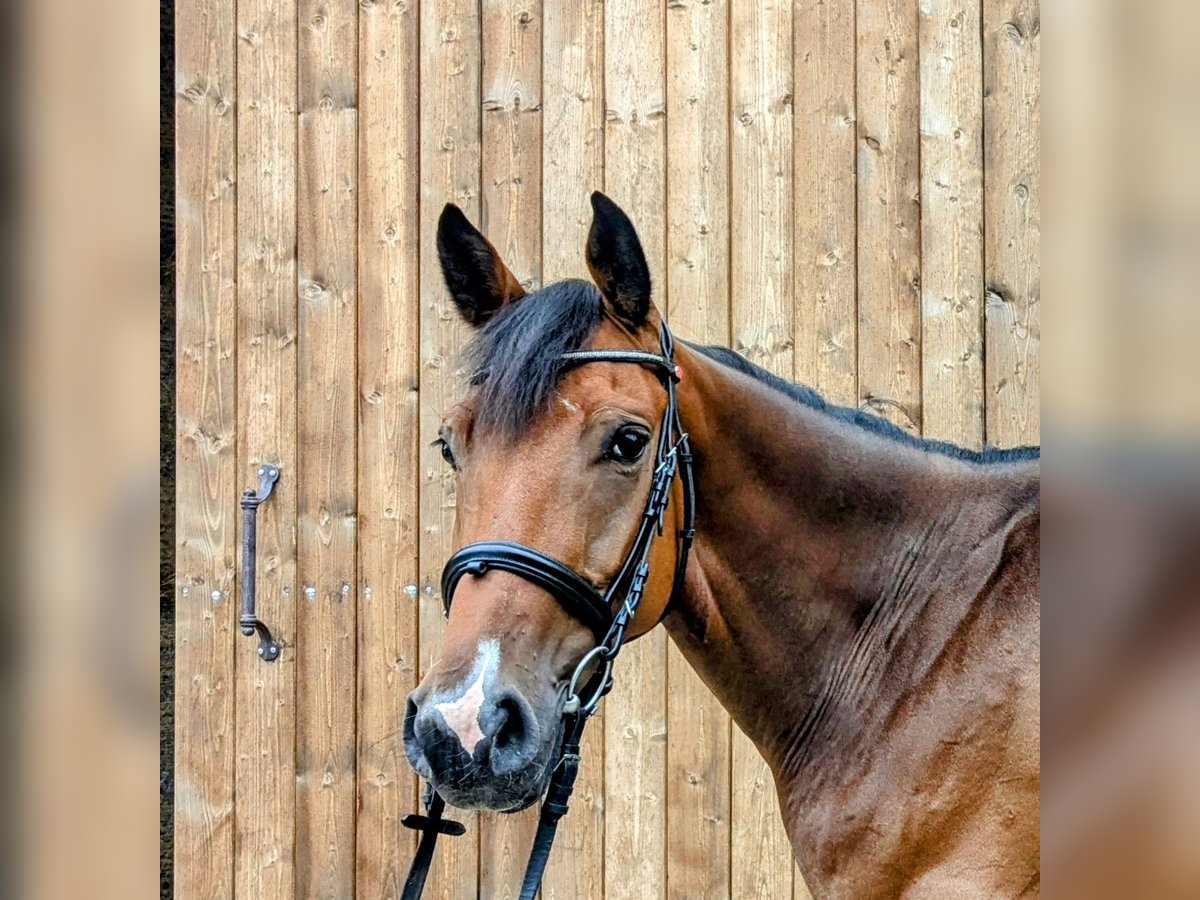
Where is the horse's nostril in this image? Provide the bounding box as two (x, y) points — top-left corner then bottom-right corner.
(487, 691), (539, 776)
(402, 694), (435, 781)
(493, 696), (526, 754)
(404, 696), (419, 735)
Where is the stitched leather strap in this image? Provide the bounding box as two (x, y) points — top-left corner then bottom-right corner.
(399, 791), (464, 900)
(442, 540), (613, 641)
(559, 348), (677, 380)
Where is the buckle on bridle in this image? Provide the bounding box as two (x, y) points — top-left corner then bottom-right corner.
(624, 561), (650, 619)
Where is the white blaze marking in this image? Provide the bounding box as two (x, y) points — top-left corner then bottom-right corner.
(433, 640), (499, 755)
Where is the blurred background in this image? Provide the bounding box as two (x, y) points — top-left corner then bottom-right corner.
(7, 0), (1200, 897)
(1044, 0), (1200, 896)
(20, 0), (158, 898)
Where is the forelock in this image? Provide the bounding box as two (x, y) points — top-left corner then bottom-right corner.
(460, 279), (605, 438)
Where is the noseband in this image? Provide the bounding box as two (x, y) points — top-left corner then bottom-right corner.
(401, 322), (696, 900)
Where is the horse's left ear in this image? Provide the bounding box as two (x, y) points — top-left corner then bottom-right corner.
(437, 204), (527, 326)
(585, 192), (652, 327)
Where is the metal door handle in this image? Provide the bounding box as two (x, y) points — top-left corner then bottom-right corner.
(241, 464), (281, 661)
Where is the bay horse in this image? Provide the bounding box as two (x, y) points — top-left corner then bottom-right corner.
(403, 193), (1040, 898)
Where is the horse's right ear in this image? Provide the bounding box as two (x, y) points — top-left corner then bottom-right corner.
(585, 192), (652, 327)
(437, 204), (526, 326)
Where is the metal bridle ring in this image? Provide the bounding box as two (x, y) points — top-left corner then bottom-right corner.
(563, 645), (613, 716)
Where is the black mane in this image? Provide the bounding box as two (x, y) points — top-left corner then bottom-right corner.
(461, 281), (1040, 463)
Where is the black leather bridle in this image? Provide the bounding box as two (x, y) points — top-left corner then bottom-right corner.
(401, 322), (696, 900)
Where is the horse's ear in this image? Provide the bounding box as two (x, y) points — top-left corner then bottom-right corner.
(585, 192), (651, 327)
(437, 204), (526, 326)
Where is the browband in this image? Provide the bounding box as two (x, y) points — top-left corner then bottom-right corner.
(441, 541), (612, 641)
(558, 349), (678, 381)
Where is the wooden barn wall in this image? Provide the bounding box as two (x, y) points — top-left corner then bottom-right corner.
(174, 0), (1040, 895)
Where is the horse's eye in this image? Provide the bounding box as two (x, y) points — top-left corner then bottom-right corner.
(607, 427), (650, 464)
(435, 437), (457, 470)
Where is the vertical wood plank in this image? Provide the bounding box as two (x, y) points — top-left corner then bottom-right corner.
(793, 12), (856, 898)
(541, 0), (604, 282)
(729, 0), (795, 896)
(233, 0), (299, 893)
(419, 0), (483, 895)
(666, 0), (731, 348)
(731, 0), (794, 376)
(857, 0), (922, 433)
(175, 0), (237, 893)
(603, 1), (667, 897)
(357, 0), (421, 896)
(664, 0), (731, 895)
(540, 3), (606, 895)
(296, 0), (358, 896)
(794, 0), (857, 406)
(482, 0), (542, 292)
(478, 1), (544, 895)
(920, 0), (985, 445)
(983, 0), (1039, 446)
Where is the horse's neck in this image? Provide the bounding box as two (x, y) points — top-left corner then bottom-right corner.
(664, 345), (1031, 795)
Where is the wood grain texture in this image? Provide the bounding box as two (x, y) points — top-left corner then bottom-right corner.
(175, 0), (237, 893)
(541, 0), (604, 284)
(919, 0), (985, 446)
(418, 0), (482, 895)
(232, 0), (299, 894)
(983, 0), (1040, 446)
(540, 4), (606, 895)
(858, 0), (922, 433)
(296, 1), (358, 896)
(794, 0), (857, 406)
(664, 0), (732, 895)
(603, 1), (668, 897)
(357, 0), (421, 896)
(730, 0), (796, 897)
(481, 0), (542, 289)
(731, 0), (793, 376)
(479, 1), (544, 894)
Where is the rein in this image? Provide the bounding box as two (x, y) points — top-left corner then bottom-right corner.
(400, 322), (696, 900)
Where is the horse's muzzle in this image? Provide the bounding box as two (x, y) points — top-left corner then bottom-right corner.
(403, 682), (557, 811)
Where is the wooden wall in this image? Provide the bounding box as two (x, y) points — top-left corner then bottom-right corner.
(174, 0), (1039, 896)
